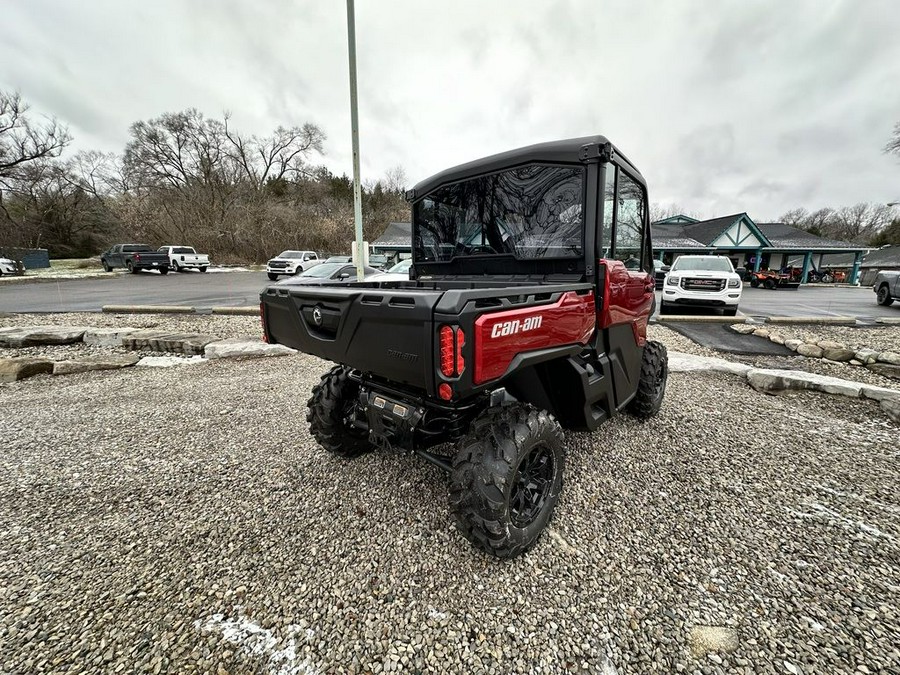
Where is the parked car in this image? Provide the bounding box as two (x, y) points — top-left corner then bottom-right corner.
(653, 260), (671, 289)
(874, 270), (900, 306)
(158, 245), (210, 273)
(368, 258), (412, 282)
(274, 262), (379, 285)
(661, 254), (743, 315)
(100, 244), (170, 274)
(324, 255), (352, 264)
(368, 253), (389, 270)
(266, 250), (321, 280)
(0, 257), (19, 276)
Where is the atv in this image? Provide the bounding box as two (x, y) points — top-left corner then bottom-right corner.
(260, 136), (668, 558)
(748, 269), (800, 290)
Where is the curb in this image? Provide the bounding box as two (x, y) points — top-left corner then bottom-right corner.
(655, 316), (739, 324)
(102, 305), (196, 314)
(211, 306), (260, 316)
(765, 316), (856, 325)
(876, 317), (900, 325)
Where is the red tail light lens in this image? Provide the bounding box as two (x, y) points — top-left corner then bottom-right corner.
(439, 325), (466, 378)
(438, 383), (453, 400)
(134, 254), (141, 262)
(440, 325), (455, 376)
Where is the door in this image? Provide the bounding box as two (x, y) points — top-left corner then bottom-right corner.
(598, 164), (654, 406)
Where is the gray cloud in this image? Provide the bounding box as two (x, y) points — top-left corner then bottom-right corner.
(1, 0), (899, 219)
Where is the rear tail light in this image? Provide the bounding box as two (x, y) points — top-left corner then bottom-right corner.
(134, 254), (141, 262)
(439, 325), (466, 378)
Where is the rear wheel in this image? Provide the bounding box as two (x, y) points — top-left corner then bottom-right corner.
(763, 278), (776, 290)
(822, 273), (834, 283)
(127, 262), (139, 274)
(750, 277), (760, 288)
(199, 266), (208, 273)
(627, 340), (668, 419)
(307, 365), (373, 459)
(267, 273), (278, 281)
(449, 404), (564, 559)
(159, 268), (169, 275)
(877, 284), (894, 306)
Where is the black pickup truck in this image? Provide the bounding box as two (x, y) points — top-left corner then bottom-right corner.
(261, 136), (667, 558)
(100, 244), (170, 274)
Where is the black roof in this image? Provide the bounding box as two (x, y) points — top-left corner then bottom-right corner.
(755, 222), (861, 250)
(409, 135), (644, 199)
(861, 245), (900, 268)
(650, 222), (707, 249)
(682, 213), (747, 245)
(372, 222), (412, 247)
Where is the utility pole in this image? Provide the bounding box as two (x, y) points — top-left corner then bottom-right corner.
(346, 0), (365, 281)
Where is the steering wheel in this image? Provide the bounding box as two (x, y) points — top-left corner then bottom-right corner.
(466, 244), (498, 255)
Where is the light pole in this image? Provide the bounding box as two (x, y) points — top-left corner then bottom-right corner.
(346, 0), (365, 281)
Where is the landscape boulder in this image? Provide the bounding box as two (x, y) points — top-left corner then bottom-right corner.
(53, 354), (141, 375)
(729, 324), (756, 335)
(83, 328), (138, 347)
(817, 340), (846, 350)
(747, 368), (865, 398)
(204, 339), (297, 360)
(784, 339), (803, 351)
(876, 351), (900, 366)
(821, 347), (855, 362)
(0, 326), (87, 347)
(865, 362), (900, 381)
(0, 357), (54, 382)
(796, 343), (824, 358)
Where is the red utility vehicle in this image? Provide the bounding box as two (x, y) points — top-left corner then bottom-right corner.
(260, 136), (667, 558)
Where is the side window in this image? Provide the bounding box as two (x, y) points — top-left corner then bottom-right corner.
(614, 171), (645, 271)
(601, 165), (615, 258)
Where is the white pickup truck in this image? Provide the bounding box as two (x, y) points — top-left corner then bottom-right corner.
(158, 246), (210, 273)
(266, 250), (321, 280)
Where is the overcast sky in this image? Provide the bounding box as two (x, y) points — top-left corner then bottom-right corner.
(2, 0), (899, 219)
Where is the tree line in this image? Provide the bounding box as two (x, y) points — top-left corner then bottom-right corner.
(0, 90), (408, 261)
(777, 203), (899, 247)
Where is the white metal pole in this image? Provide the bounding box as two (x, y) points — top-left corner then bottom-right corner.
(346, 0), (365, 281)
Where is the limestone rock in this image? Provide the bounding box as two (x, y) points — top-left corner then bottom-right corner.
(849, 359), (863, 366)
(822, 347), (855, 362)
(855, 348), (878, 364)
(0, 357), (54, 382)
(817, 340), (846, 350)
(747, 368), (865, 398)
(83, 328), (137, 347)
(53, 354), (141, 375)
(876, 351), (900, 366)
(0, 326), (87, 347)
(768, 333), (786, 345)
(796, 343), (824, 358)
(865, 362), (900, 380)
(689, 626), (739, 658)
(730, 324), (756, 335)
(666, 352), (752, 376)
(784, 339), (803, 351)
(753, 328), (770, 338)
(204, 339), (297, 360)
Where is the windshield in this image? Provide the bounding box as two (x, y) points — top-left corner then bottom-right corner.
(414, 164), (584, 261)
(278, 251), (304, 259)
(387, 259), (412, 274)
(300, 263), (343, 278)
(671, 257), (734, 272)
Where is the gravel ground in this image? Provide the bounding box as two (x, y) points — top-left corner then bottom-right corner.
(649, 324), (900, 391)
(1, 316), (898, 673)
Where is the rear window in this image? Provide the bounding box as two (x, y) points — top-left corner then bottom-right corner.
(173, 247), (195, 254)
(123, 245), (152, 252)
(414, 164), (584, 261)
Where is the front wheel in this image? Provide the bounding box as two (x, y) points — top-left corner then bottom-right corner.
(877, 285), (894, 306)
(763, 278), (776, 290)
(307, 366), (373, 459)
(723, 307), (738, 316)
(449, 404), (564, 559)
(627, 340), (668, 419)
(267, 273), (278, 281)
(171, 261), (181, 272)
(822, 273), (834, 284)
(750, 277), (760, 288)
(101, 260), (111, 272)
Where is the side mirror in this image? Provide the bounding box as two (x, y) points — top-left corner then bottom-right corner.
(338, 272), (351, 280)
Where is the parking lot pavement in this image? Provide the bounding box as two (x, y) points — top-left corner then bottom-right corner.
(1, 317), (897, 673)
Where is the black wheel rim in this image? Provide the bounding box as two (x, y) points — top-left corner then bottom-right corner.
(509, 445), (554, 528)
(878, 288), (887, 303)
(653, 359), (667, 401)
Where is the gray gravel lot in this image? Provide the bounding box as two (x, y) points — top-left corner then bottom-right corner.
(0, 316), (898, 674)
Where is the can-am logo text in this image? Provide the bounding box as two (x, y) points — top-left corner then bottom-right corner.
(490, 315), (543, 338)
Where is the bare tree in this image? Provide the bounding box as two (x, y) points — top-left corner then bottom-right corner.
(885, 121), (900, 157)
(650, 203), (698, 223)
(830, 203), (893, 243)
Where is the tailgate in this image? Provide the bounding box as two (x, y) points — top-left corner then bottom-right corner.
(261, 284), (443, 389)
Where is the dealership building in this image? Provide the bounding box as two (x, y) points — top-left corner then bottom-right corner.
(373, 213), (869, 284)
(652, 213), (867, 284)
